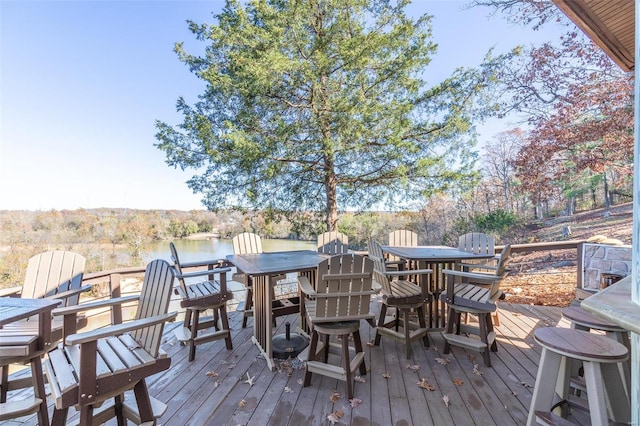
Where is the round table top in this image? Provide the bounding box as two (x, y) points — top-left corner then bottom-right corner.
(534, 327), (628, 362)
(562, 306), (626, 332)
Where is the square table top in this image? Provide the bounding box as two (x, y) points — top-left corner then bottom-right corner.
(0, 297), (61, 326)
(226, 250), (328, 276)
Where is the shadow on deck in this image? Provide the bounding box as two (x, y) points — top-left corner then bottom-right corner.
(8, 300), (573, 426)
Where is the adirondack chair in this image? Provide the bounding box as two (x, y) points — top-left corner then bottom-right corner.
(299, 254), (376, 399)
(44, 259), (177, 426)
(232, 232), (286, 328)
(0, 250), (89, 421)
(169, 242), (233, 361)
(368, 241), (430, 358)
(387, 229), (419, 272)
(440, 244), (511, 367)
(458, 232), (496, 266)
(316, 231), (349, 255)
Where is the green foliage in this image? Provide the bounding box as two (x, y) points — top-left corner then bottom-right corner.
(472, 209), (517, 233)
(156, 0), (505, 230)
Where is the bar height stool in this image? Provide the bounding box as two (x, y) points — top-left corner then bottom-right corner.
(561, 306), (631, 397)
(527, 327), (630, 426)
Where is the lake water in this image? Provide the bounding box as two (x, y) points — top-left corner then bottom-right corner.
(145, 238), (316, 264)
(145, 238), (317, 302)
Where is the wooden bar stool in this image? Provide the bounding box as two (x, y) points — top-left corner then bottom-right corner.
(526, 327), (630, 426)
(561, 306), (631, 397)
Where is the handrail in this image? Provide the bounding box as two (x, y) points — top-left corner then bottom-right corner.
(495, 239), (587, 254)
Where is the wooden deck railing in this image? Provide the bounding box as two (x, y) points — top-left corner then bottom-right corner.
(81, 239), (589, 308)
(496, 239), (587, 288)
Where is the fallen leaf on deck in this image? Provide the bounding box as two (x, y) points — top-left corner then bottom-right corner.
(327, 409), (344, 424)
(520, 381), (533, 388)
(354, 376), (366, 383)
(366, 341), (375, 347)
(453, 378), (464, 386)
(244, 372), (255, 387)
(297, 378), (304, 385)
(238, 399), (246, 407)
(435, 357), (450, 365)
(214, 380), (220, 388)
(472, 363), (483, 376)
(512, 390), (519, 396)
(206, 371), (218, 377)
(349, 397), (362, 408)
(382, 372), (391, 379)
(330, 391), (342, 402)
(284, 386), (294, 393)
(417, 378), (435, 391)
(443, 395), (450, 407)
(405, 364), (421, 371)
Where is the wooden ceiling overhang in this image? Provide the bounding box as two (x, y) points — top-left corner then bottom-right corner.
(553, 0), (635, 72)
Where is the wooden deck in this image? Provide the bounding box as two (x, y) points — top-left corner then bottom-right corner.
(6, 300), (579, 426)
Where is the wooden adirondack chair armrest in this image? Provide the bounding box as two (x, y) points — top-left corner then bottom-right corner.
(384, 268), (432, 277)
(52, 295), (140, 317)
(0, 286), (22, 297)
(442, 269), (502, 284)
(174, 267), (232, 280)
(298, 276), (316, 297)
(44, 284), (92, 302)
(65, 312), (178, 346)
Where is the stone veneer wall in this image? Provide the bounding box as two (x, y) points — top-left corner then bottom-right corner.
(582, 243), (632, 291)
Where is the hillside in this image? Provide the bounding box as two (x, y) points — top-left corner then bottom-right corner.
(501, 202), (633, 307)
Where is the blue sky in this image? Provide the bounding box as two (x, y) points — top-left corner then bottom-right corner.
(0, 0), (565, 211)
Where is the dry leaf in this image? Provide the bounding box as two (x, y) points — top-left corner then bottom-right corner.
(284, 386), (294, 394)
(214, 380), (220, 388)
(520, 381), (533, 388)
(435, 357), (450, 365)
(354, 376), (366, 383)
(327, 410), (344, 424)
(382, 371), (391, 379)
(244, 372), (255, 387)
(206, 371), (218, 377)
(442, 395), (450, 407)
(453, 378), (464, 386)
(297, 378), (304, 385)
(330, 391), (342, 402)
(238, 399), (246, 407)
(349, 397), (362, 408)
(472, 363), (483, 376)
(366, 341), (375, 347)
(405, 364), (421, 371)
(511, 390), (519, 396)
(417, 378), (435, 391)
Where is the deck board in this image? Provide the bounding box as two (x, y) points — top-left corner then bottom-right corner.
(8, 299), (585, 425)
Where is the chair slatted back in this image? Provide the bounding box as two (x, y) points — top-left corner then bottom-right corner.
(387, 230), (418, 264)
(458, 233), (495, 255)
(21, 251), (86, 307)
(367, 241), (392, 295)
(388, 230), (418, 247)
(169, 242), (191, 301)
(233, 232), (263, 255)
(317, 231), (349, 255)
(495, 244), (512, 279)
(314, 254), (373, 321)
(131, 259), (175, 357)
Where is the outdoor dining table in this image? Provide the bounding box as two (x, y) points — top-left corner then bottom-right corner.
(0, 297), (62, 425)
(381, 245), (496, 328)
(226, 250), (327, 371)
